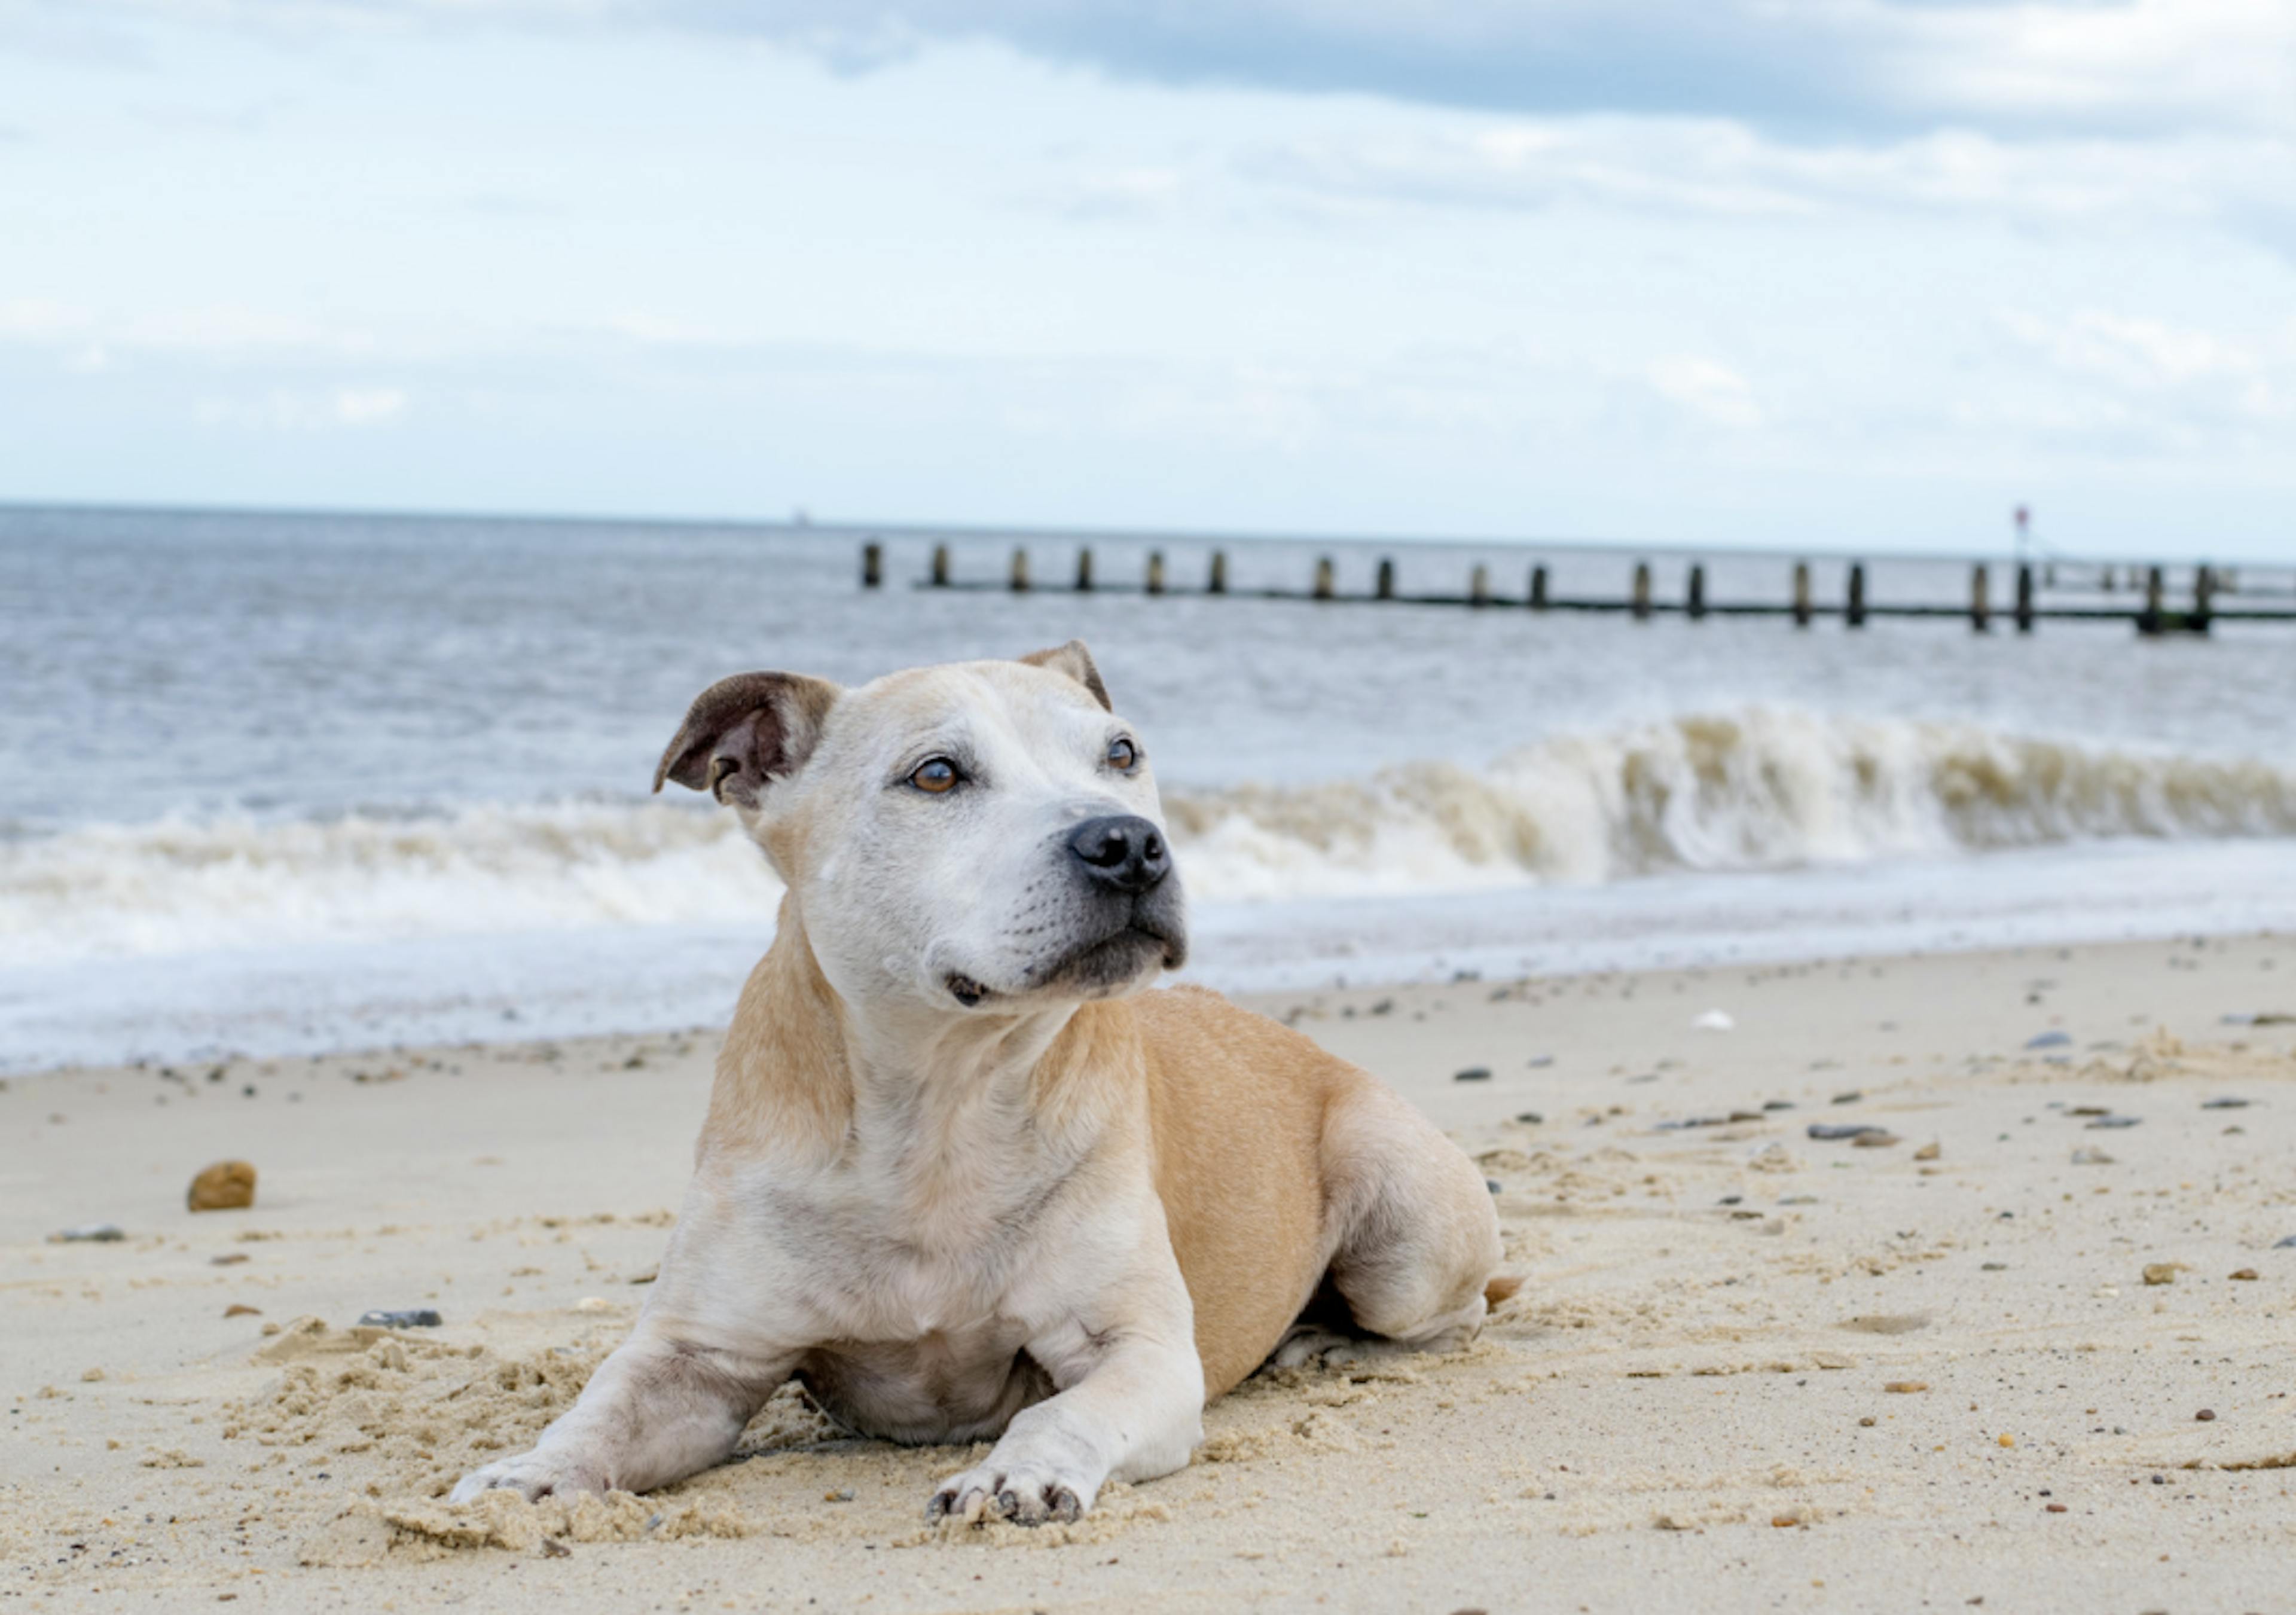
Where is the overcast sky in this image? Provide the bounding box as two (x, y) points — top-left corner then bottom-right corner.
(2, 2), (2292, 555)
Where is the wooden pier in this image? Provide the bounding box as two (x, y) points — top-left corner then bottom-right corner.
(861, 541), (2295, 636)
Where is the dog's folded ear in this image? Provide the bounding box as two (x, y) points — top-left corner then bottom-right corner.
(1017, 640), (1112, 712)
(653, 672), (842, 810)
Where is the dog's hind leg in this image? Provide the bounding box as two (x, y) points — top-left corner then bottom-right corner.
(1302, 1077), (1509, 1361)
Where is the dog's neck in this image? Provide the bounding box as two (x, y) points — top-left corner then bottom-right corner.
(703, 899), (1133, 1173)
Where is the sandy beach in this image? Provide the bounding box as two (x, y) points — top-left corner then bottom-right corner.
(6, 933), (2294, 1613)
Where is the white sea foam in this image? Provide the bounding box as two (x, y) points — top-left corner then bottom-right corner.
(5, 709), (2292, 969)
(1170, 707), (2296, 897)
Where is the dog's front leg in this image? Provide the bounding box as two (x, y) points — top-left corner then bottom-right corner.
(928, 1237), (1203, 1525)
(451, 1326), (792, 1503)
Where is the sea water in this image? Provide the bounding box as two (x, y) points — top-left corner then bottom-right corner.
(4, 505), (2292, 1070)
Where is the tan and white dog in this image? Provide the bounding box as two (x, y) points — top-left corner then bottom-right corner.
(452, 642), (1512, 1525)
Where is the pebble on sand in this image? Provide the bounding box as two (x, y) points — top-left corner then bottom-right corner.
(187, 1161), (257, 1213)
(1912, 1143), (1941, 1161)
(356, 1308), (443, 1329)
(2024, 1031), (2073, 1049)
(2196, 1409), (2216, 1422)
(1453, 1067), (1492, 1083)
(1808, 1124), (1886, 1141)
(1851, 1132), (1903, 1149)
(1692, 1010), (1735, 1031)
(47, 1223), (126, 1244)
(2141, 1263), (2183, 1286)
(1883, 1381), (1929, 1394)
(224, 1303), (261, 1318)
(2229, 1269), (2259, 1281)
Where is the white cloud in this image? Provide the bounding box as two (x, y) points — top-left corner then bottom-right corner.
(1250, 118), (2296, 237)
(1998, 309), (2288, 419)
(1648, 356), (1763, 429)
(192, 385), (410, 430)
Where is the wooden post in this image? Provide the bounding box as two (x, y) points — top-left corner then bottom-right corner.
(1208, 550), (1227, 595)
(1629, 562), (1651, 621)
(1470, 563), (1490, 606)
(1846, 562), (1866, 628)
(860, 541), (883, 588)
(930, 544), (950, 587)
(1529, 564), (1549, 611)
(1313, 557), (1335, 600)
(1376, 558), (1395, 600)
(2139, 566), (2165, 636)
(1969, 563), (1989, 633)
(1146, 551), (1166, 596)
(2193, 564), (2214, 634)
(2015, 564), (2034, 633)
(1010, 547), (1030, 593)
(1075, 548), (1094, 592)
(1792, 561), (1812, 628)
(1687, 563), (1706, 621)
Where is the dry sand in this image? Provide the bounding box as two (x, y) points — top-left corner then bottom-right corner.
(5, 934), (2295, 1613)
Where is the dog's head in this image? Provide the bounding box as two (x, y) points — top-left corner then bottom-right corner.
(655, 641), (1185, 1014)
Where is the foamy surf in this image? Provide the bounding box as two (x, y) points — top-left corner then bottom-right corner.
(4, 709), (2293, 969)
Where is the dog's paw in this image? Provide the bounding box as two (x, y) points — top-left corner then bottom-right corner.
(926, 1461), (1086, 1527)
(449, 1449), (606, 1506)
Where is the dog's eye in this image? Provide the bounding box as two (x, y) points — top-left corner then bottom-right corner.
(1107, 737), (1138, 771)
(910, 758), (960, 794)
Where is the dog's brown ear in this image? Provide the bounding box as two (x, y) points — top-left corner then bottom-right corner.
(1017, 639), (1112, 712)
(653, 672), (841, 809)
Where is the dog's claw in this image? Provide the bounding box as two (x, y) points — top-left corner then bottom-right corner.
(929, 1466), (1085, 1528)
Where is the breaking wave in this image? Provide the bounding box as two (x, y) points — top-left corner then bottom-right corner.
(5, 709), (2293, 967)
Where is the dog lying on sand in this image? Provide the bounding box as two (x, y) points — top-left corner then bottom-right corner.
(454, 642), (1513, 1524)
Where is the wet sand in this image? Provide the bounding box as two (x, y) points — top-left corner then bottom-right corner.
(5, 935), (2294, 1612)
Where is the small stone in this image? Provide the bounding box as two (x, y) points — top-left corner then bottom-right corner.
(1485, 1179), (1503, 1195)
(2200, 1098), (2251, 1110)
(539, 1537), (571, 1558)
(1980, 1262), (2007, 1271)
(1912, 1143), (1941, 1161)
(1998, 1433), (2015, 1448)
(224, 1304), (261, 1318)
(1454, 1067), (1492, 1083)
(356, 1308), (442, 1329)
(187, 1161), (257, 1213)
(1763, 1100), (1796, 1111)
(2230, 1269), (2258, 1281)
(2085, 1116), (2141, 1130)
(825, 1489), (855, 1503)
(2071, 1147), (2115, 1165)
(1851, 1132), (1902, 1149)
(210, 1253), (249, 1266)
(47, 1223), (126, 1244)
(1831, 1092), (1863, 1105)
(1884, 1381), (1929, 1394)
(2274, 1235), (2296, 1250)
(2195, 1409), (2216, 1422)
(1513, 1112), (1544, 1125)
(2045, 1503), (2067, 1513)
(1808, 1124), (1885, 1141)
(1692, 1010), (1735, 1031)
(1857, 1416), (1876, 1427)
(2024, 1031), (2072, 1049)
(2141, 1263), (2181, 1287)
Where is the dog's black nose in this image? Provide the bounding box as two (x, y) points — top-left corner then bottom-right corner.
(1067, 814), (1170, 894)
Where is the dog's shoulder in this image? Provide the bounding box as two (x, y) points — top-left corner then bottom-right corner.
(1129, 984), (1343, 1082)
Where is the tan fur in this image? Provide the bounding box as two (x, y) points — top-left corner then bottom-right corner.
(453, 646), (1510, 1525)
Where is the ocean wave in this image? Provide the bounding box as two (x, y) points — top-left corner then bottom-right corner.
(4, 710), (2293, 966)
